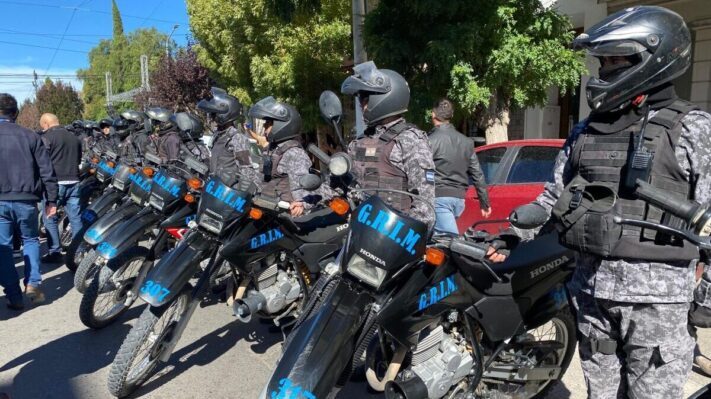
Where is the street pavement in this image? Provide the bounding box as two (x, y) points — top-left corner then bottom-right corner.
(1, 255), (711, 399)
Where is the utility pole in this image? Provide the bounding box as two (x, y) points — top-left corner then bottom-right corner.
(352, 0), (367, 137)
(166, 24), (179, 58)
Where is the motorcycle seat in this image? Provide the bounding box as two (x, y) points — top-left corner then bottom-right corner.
(286, 207), (348, 243)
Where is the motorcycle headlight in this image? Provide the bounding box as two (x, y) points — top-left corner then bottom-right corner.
(112, 179), (125, 191)
(346, 254), (387, 289)
(148, 193), (164, 211)
(198, 213), (223, 235)
(329, 153), (351, 177)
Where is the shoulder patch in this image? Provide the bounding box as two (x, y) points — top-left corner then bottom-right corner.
(425, 169), (436, 184)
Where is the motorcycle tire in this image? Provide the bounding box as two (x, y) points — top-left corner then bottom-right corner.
(492, 307), (577, 399)
(65, 236), (88, 272)
(108, 285), (191, 398)
(79, 246), (150, 329)
(74, 248), (99, 294)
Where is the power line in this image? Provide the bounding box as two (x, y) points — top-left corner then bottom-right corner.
(0, 0), (184, 25)
(0, 29), (99, 45)
(0, 40), (87, 53)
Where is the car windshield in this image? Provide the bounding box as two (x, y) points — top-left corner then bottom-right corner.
(476, 147), (506, 184)
(506, 146), (560, 183)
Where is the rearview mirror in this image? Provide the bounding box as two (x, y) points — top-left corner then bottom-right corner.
(319, 90), (343, 125)
(300, 174), (322, 191)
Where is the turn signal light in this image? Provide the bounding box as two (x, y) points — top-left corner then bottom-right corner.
(107, 161), (116, 168)
(425, 247), (446, 267)
(91, 157), (99, 164)
(184, 193), (196, 203)
(142, 167), (155, 177)
(329, 198), (350, 216)
(249, 208), (263, 220)
(187, 177), (203, 190)
(89, 168), (96, 175)
(129, 167), (137, 174)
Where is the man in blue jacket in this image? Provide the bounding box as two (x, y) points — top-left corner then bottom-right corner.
(0, 93), (57, 309)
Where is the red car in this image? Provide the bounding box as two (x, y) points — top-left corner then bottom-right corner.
(456, 139), (565, 234)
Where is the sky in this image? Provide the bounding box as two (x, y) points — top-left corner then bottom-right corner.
(0, 0), (191, 104)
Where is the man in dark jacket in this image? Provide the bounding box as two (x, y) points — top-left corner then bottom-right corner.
(428, 99), (491, 235)
(0, 94), (57, 309)
(39, 113), (83, 263)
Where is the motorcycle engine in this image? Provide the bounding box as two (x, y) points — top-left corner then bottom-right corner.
(402, 325), (474, 399)
(252, 262), (301, 314)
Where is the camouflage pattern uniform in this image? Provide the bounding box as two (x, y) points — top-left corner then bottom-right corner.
(272, 140), (315, 208)
(209, 126), (263, 189)
(532, 110), (711, 398)
(157, 130), (181, 163)
(348, 117), (436, 227)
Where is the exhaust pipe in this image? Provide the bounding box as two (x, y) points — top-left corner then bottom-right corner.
(233, 291), (266, 323)
(384, 375), (428, 399)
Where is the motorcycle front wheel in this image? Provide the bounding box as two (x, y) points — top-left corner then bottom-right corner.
(108, 285), (191, 398)
(79, 246), (150, 329)
(74, 247), (99, 293)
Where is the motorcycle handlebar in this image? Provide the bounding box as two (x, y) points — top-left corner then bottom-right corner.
(635, 179), (699, 222)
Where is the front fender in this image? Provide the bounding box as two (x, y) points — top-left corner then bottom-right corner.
(95, 208), (161, 260)
(81, 188), (124, 226)
(263, 280), (371, 399)
(139, 232), (212, 307)
(83, 201), (140, 245)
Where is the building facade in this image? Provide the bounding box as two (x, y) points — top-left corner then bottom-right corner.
(518, 0), (711, 140)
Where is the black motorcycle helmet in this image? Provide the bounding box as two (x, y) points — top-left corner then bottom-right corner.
(99, 118), (114, 129)
(197, 87), (243, 127)
(170, 112), (204, 141)
(84, 120), (100, 132)
(248, 96), (302, 144)
(113, 117), (132, 139)
(341, 61), (410, 126)
(573, 6), (692, 113)
(145, 107), (175, 135)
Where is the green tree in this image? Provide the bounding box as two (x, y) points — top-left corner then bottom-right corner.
(364, 0), (587, 142)
(34, 79), (84, 125)
(186, 0), (351, 131)
(78, 0), (168, 120)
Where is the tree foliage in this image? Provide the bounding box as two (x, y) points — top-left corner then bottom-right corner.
(77, 0), (168, 120)
(134, 48), (212, 113)
(34, 79), (84, 125)
(186, 0), (351, 130)
(364, 0), (586, 134)
(16, 99), (40, 131)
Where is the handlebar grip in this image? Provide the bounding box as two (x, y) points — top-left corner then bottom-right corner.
(308, 144), (331, 165)
(635, 179), (698, 221)
(450, 239), (488, 261)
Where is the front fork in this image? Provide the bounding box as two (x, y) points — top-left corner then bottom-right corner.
(125, 229), (170, 306)
(157, 245), (223, 362)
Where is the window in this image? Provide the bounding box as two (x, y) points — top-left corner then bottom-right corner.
(476, 147), (506, 184)
(506, 146), (560, 184)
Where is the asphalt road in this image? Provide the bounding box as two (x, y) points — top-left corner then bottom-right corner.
(1, 254), (711, 399)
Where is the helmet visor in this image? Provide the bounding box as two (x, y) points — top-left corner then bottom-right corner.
(248, 96), (289, 121)
(197, 98), (228, 115)
(341, 61), (391, 96)
(574, 37), (648, 57)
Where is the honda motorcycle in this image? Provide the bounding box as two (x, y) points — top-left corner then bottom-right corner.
(260, 95), (579, 399)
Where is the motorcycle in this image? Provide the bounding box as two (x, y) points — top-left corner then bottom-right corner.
(65, 148), (128, 271)
(78, 154), (208, 329)
(71, 151), (161, 291)
(106, 174), (350, 398)
(260, 95), (579, 399)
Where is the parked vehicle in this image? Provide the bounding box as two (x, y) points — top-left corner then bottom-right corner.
(458, 139), (564, 233)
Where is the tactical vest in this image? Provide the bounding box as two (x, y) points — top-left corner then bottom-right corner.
(567, 100), (698, 261)
(352, 121), (412, 212)
(261, 140), (301, 202)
